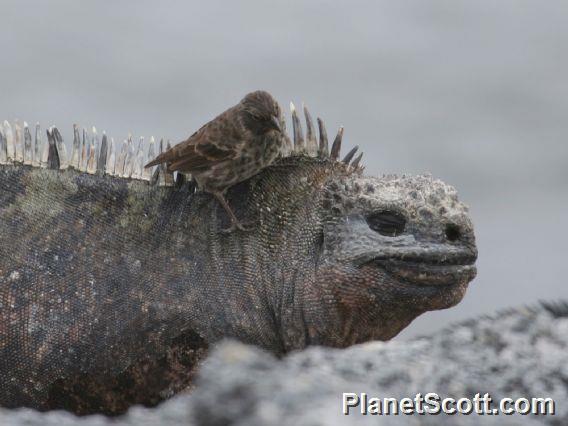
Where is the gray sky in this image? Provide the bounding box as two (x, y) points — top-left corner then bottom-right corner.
(1, 0), (567, 337)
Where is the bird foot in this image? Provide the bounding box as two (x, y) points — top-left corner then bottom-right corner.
(219, 220), (255, 234)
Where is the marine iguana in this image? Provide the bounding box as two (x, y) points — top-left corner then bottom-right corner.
(0, 105), (477, 415)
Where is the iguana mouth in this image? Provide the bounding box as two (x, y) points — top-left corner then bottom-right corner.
(368, 252), (477, 286)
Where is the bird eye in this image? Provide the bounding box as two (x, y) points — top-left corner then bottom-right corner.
(366, 210), (406, 237)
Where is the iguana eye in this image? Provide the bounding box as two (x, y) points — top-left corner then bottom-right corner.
(366, 210), (406, 237)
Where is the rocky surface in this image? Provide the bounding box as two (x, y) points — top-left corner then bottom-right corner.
(1, 302), (566, 425)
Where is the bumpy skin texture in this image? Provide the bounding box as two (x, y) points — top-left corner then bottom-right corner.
(0, 156), (476, 414)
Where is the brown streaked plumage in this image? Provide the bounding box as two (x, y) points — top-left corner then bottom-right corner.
(145, 90), (289, 231)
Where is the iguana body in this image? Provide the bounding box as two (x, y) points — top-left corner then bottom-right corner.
(0, 109), (477, 415)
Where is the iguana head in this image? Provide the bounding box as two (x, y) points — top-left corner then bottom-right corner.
(307, 173), (477, 345)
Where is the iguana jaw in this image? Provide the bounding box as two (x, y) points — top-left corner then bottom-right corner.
(364, 248), (477, 287)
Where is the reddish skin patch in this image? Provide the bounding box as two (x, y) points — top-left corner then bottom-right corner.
(304, 263), (471, 347)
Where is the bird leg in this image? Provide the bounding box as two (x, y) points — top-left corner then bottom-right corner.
(212, 191), (250, 233)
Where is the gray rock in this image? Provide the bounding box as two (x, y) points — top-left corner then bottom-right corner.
(1, 302), (566, 425)
(0, 396), (195, 426)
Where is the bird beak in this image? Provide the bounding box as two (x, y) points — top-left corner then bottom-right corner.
(270, 115), (282, 132)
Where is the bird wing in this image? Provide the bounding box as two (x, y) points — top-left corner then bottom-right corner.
(144, 109), (245, 172)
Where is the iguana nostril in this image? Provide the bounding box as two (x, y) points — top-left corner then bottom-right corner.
(445, 223), (461, 242)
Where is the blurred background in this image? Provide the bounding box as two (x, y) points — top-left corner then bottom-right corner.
(1, 0), (566, 338)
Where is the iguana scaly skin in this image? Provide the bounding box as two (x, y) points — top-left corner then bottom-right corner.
(0, 108), (477, 415)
